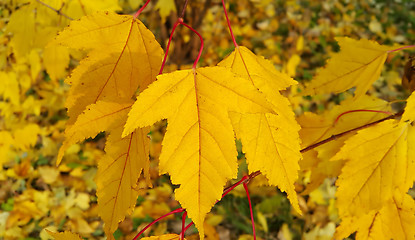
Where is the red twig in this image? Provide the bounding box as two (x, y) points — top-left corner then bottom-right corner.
(388, 45), (415, 53)
(159, 18), (204, 72)
(179, 0), (190, 19)
(179, 21), (204, 69)
(133, 208), (185, 240)
(133, 0), (151, 19)
(334, 109), (393, 124)
(221, 0), (238, 47)
(243, 182), (256, 240)
(183, 222), (194, 233)
(222, 175), (249, 197)
(133, 171), (260, 239)
(180, 211), (187, 239)
(159, 18), (183, 74)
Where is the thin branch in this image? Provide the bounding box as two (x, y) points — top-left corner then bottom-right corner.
(35, 0), (73, 20)
(179, 0), (190, 19)
(159, 18), (182, 74)
(388, 45), (415, 53)
(183, 222), (194, 233)
(221, 0), (238, 47)
(180, 211), (187, 239)
(134, 0), (151, 19)
(179, 21), (204, 69)
(243, 182), (256, 240)
(132, 208), (185, 240)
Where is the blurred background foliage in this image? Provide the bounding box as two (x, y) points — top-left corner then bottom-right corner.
(0, 0), (414, 239)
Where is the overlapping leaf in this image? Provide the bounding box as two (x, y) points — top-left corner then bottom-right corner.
(218, 46), (301, 213)
(57, 100), (133, 164)
(298, 95), (391, 147)
(303, 37), (397, 98)
(51, 11), (163, 128)
(97, 125), (150, 238)
(51, 11), (163, 238)
(335, 190), (415, 240)
(53, 11), (162, 162)
(298, 96), (392, 193)
(332, 120), (415, 217)
(123, 67), (275, 238)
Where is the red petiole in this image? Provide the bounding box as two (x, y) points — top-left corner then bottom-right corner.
(243, 182), (256, 240)
(387, 45), (415, 53)
(180, 211), (187, 240)
(133, 0), (151, 19)
(221, 0), (238, 47)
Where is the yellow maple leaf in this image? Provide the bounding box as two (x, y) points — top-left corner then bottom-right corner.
(57, 100), (133, 164)
(123, 67), (274, 238)
(13, 124), (40, 151)
(332, 120), (415, 218)
(46, 229), (82, 240)
(335, 190), (415, 240)
(218, 46), (301, 213)
(303, 37), (397, 98)
(0, 71), (19, 106)
(65, 0), (122, 19)
(43, 45), (70, 81)
(285, 54), (301, 77)
(56, 99), (151, 237)
(5, 5), (36, 58)
(141, 234), (184, 240)
(51, 11), (163, 126)
(154, 0), (177, 23)
(218, 46), (296, 93)
(96, 125), (150, 238)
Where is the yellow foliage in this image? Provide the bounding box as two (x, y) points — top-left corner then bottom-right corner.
(402, 91), (415, 123)
(50, 11), (163, 127)
(298, 95), (391, 147)
(64, 0), (121, 19)
(0, 131), (14, 165)
(123, 66), (276, 238)
(13, 124), (41, 151)
(97, 126), (150, 238)
(0, 71), (19, 106)
(303, 37), (397, 98)
(5, 5), (36, 58)
(219, 46), (301, 213)
(155, 0), (177, 23)
(141, 234), (184, 240)
(332, 120), (415, 218)
(43, 45), (70, 81)
(57, 100), (134, 164)
(335, 190), (415, 240)
(286, 54), (301, 77)
(46, 230), (82, 240)
(2, 2), (414, 240)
